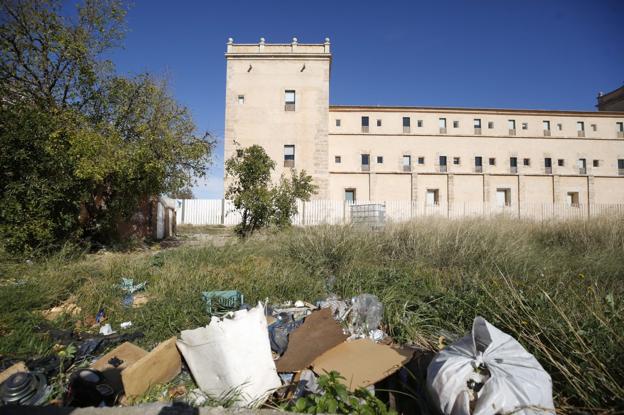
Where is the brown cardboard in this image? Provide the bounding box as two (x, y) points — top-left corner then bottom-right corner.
(90, 342), (148, 393)
(276, 308), (348, 372)
(122, 337), (181, 397)
(0, 362), (28, 385)
(310, 338), (413, 391)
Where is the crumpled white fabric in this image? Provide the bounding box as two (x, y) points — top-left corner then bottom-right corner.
(176, 303), (281, 407)
(427, 316), (555, 415)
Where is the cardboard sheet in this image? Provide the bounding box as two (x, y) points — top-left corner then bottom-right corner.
(122, 337), (181, 397)
(90, 342), (148, 393)
(311, 338), (413, 391)
(276, 308), (348, 372)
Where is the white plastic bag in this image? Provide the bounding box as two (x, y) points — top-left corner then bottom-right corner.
(427, 316), (555, 415)
(176, 303), (281, 407)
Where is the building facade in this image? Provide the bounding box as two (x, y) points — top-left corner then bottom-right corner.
(224, 39), (624, 210)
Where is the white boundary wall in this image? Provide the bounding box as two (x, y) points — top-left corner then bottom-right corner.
(175, 200), (624, 226)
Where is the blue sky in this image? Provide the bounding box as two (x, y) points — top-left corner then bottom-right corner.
(106, 0), (624, 198)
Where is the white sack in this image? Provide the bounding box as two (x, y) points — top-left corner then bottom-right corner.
(427, 316), (554, 415)
(176, 303), (281, 407)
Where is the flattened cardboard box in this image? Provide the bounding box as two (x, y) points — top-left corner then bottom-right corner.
(311, 338), (413, 391)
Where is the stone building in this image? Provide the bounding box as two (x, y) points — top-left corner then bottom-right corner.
(224, 38), (624, 210)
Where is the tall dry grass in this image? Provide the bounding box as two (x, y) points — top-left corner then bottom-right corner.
(0, 216), (622, 411)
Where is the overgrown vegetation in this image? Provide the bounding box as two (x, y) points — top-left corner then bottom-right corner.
(0, 216), (622, 412)
(0, 0), (213, 256)
(225, 145), (316, 236)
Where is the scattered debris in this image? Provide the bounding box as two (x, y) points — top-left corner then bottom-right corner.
(66, 369), (116, 407)
(120, 321), (133, 329)
(310, 338), (413, 392)
(95, 308), (106, 324)
(177, 303), (281, 408)
(276, 307), (348, 372)
(0, 372), (49, 406)
(131, 293), (150, 308)
(99, 323), (115, 336)
(120, 278), (147, 308)
(42, 296), (82, 321)
(350, 294), (383, 338)
(427, 316), (555, 415)
(201, 290), (244, 315)
(0, 362), (28, 385)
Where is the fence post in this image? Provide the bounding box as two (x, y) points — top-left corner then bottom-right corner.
(220, 198), (226, 225)
(181, 199), (186, 224)
(302, 201), (306, 226)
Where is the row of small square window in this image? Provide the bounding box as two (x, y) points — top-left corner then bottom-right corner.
(337, 117), (624, 136)
(337, 154), (622, 173)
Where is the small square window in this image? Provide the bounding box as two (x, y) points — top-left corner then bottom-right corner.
(377, 119), (382, 127)
(345, 189), (356, 202)
(426, 189), (439, 206)
(377, 156), (383, 164)
(523, 158), (530, 166)
(496, 188), (512, 207)
(417, 120), (423, 127)
(237, 95), (245, 104)
(557, 123), (563, 131)
(453, 121), (459, 128)
(236, 149), (243, 158)
(593, 159), (599, 167)
(558, 159), (565, 167)
(453, 157), (460, 165)
(489, 158), (496, 166)
(336, 119), (341, 127)
(335, 156), (341, 163)
(418, 156), (425, 164)
(488, 121), (494, 129)
(591, 124), (597, 132)
(567, 192), (579, 207)
(522, 122), (528, 130)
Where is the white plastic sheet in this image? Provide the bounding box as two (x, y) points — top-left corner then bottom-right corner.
(176, 303), (281, 407)
(427, 316), (555, 415)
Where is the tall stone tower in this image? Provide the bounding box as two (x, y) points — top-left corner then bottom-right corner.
(224, 37), (331, 198)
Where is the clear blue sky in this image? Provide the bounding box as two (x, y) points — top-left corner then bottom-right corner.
(106, 0), (624, 198)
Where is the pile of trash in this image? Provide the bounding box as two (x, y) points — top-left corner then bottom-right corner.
(0, 284), (555, 414)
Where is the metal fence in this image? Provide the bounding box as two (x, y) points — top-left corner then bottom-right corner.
(175, 199), (624, 226)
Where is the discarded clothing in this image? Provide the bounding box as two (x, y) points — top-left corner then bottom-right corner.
(427, 316), (555, 415)
(201, 290), (244, 315)
(176, 303), (281, 408)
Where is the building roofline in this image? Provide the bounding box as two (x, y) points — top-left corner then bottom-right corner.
(329, 104), (624, 116)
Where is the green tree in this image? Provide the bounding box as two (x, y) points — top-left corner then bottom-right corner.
(0, 0), (213, 255)
(225, 145), (316, 237)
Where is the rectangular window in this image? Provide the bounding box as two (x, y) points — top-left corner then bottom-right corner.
(453, 157), (460, 165)
(336, 119), (341, 127)
(284, 90), (296, 111)
(577, 121), (585, 137)
(522, 122), (528, 130)
(474, 119), (481, 128)
(510, 157), (518, 173)
(593, 159), (599, 167)
(362, 154), (370, 172)
(238, 95), (245, 104)
(578, 158), (586, 175)
(439, 118), (447, 133)
(566, 192), (579, 208)
(488, 121), (494, 129)
(335, 155), (341, 163)
(618, 159), (624, 175)
(426, 189), (439, 206)
(475, 156), (483, 172)
(361, 116), (369, 133)
(417, 120), (423, 127)
(418, 156), (425, 164)
(508, 120), (516, 135)
(489, 157), (496, 166)
(545, 157), (552, 174)
(496, 188), (511, 207)
(284, 145), (295, 167)
(453, 120), (459, 128)
(439, 155), (447, 172)
(591, 124), (597, 132)
(617, 122), (624, 137)
(402, 155), (411, 172)
(403, 117), (410, 133)
(558, 159), (565, 167)
(557, 123), (562, 131)
(236, 149), (243, 158)
(377, 156), (384, 164)
(543, 120), (550, 130)
(377, 119), (382, 127)
(523, 158), (530, 166)
(345, 189), (356, 202)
